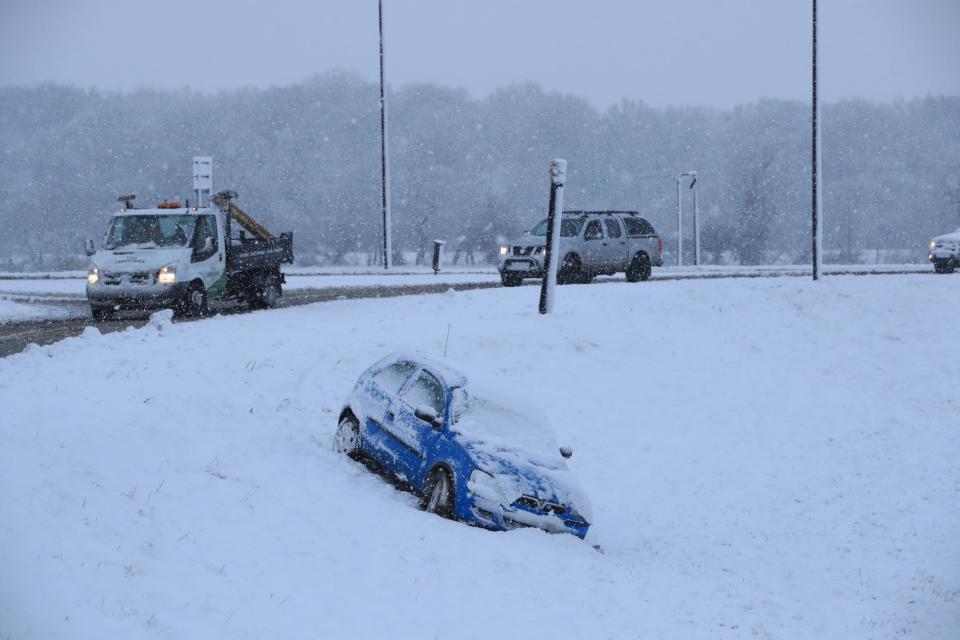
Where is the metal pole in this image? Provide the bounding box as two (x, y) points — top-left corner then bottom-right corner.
(676, 176), (683, 266)
(693, 178), (700, 266)
(539, 159), (567, 315)
(811, 0), (822, 280)
(379, 0), (392, 269)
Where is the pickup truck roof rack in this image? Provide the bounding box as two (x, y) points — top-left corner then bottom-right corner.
(562, 210), (640, 216)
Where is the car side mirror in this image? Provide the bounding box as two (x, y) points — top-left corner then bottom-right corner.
(559, 446), (573, 459)
(414, 405), (442, 430)
(84, 238), (96, 256)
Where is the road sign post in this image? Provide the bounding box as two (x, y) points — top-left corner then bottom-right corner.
(539, 159), (568, 315)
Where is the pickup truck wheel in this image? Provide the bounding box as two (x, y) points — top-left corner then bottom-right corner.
(421, 467), (455, 518)
(333, 414), (361, 459)
(558, 254), (584, 285)
(90, 306), (113, 321)
(935, 263), (954, 274)
(626, 253), (652, 282)
(501, 272), (523, 287)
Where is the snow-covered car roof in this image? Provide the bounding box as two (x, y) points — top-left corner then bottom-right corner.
(373, 352), (467, 389)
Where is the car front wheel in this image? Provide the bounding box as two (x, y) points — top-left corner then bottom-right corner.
(501, 272), (523, 287)
(421, 467), (455, 518)
(333, 414), (361, 458)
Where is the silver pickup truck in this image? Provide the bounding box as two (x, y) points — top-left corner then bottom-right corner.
(497, 211), (663, 286)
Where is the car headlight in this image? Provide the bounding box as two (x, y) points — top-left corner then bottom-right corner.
(536, 246), (547, 255)
(499, 245), (509, 256)
(468, 469), (508, 505)
(157, 264), (177, 285)
(87, 265), (99, 285)
(930, 240), (937, 250)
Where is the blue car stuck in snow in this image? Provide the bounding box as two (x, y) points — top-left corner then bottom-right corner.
(334, 354), (592, 539)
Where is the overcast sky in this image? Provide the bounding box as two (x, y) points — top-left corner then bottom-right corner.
(1, 0), (958, 109)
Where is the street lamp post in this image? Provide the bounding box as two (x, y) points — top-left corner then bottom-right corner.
(379, 0), (392, 269)
(676, 171), (698, 267)
(811, 0), (823, 280)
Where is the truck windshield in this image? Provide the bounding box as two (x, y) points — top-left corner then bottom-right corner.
(529, 218), (583, 237)
(105, 215), (194, 249)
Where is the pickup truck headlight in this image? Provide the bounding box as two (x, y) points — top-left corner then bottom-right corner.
(499, 245), (509, 256)
(157, 264), (177, 285)
(468, 469), (508, 506)
(929, 240), (938, 250)
(87, 265), (99, 285)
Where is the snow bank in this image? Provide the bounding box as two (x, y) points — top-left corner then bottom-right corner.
(1, 275), (958, 638)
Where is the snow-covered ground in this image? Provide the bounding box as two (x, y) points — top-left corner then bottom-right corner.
(1, 275), (957, 638)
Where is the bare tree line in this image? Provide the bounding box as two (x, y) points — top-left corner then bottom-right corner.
(0, 72), (957, 271)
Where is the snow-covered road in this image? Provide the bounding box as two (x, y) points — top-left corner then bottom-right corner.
(1, 274), (957, 638)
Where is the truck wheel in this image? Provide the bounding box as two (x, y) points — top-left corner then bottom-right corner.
(501, 272), (523, 287)
(179, 281), (208, 317)
(558, 254), (584, 285)
(935, 263), (955, 274)
(626, 253), (652, 282)
(90, 306), (113, 321)
(248, 282), (281, 309)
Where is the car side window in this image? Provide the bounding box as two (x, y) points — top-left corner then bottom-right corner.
(624, 217), (655, 237)
(605, 219), (622, 239)
(372, 362), (418, 395)
(584, 220), (604, 241)
(204, 215), (219, 253)
(402, 370), (446, 421)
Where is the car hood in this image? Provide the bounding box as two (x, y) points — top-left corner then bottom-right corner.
(933, 229), (960, 243)
(449, 388), (591, 518)
(92, 247), (187, 273)
(505, 233), (548, 249)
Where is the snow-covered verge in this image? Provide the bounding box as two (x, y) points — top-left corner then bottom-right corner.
(0, 297), (74, 324)
(1, 276), (957, 639)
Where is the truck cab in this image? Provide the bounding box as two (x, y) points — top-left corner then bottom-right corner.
(86, 195), (292, 319)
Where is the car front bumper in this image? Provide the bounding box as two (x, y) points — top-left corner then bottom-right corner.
(86, 282), (188, 310)
(462, 493), (590, 539)
(929, 252), (958, 266)
(497, 254), (546, 278)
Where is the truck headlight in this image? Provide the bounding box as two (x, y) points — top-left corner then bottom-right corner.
(929, 240), (937, 250)
(157, 264), (177, 285)
(87, 265), (99, 285)
(468, 470), (508, 505)
(499, 246), (509, 256)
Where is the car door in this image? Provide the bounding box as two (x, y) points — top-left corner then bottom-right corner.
(581, 220), (606, 273)
(382, 368), (446, 486)
(361, 361), (419, 469)
(603, 218), (628, 271)
(190, 215), (226, 293)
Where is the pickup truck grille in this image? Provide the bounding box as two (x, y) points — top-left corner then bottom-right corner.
(103, 271), (153, 286)
(512, 246), (534, 256)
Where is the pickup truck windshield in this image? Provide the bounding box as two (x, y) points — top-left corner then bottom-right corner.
(105, 215), (194, 249)
(529, 219), (583, 238)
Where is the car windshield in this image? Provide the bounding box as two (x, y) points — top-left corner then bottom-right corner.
(105, 214), (194, 249)
(450, 386), (561, 468)
(529, 218), (583, 238)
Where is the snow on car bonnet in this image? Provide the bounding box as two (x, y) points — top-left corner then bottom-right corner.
(450, 383), (562, 468)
